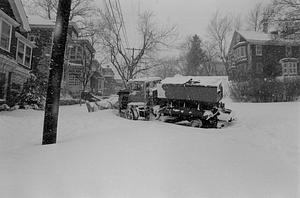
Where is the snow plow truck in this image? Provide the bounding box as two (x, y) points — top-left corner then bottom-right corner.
(118, 76), (234, 128)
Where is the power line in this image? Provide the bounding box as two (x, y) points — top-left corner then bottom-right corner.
(106, 0), (128, 56)
(115, 0), (130, 49)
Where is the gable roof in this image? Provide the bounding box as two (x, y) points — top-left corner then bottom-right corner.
(233, 30), (300, 46)
(8, 0), (30, 31)
(28, 15), (80, 35)
(238, 31), (272, 43)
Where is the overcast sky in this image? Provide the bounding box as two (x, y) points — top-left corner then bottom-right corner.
(97, 0), (270, 50)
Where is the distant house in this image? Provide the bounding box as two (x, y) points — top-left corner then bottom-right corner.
(228, 29), (300, 81)
(0, 0), (35, 105)
(28, 15), (95, 97)
(65, 39), (95, 96)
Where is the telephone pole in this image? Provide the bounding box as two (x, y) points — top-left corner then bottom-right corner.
(42, 0), (72, 145)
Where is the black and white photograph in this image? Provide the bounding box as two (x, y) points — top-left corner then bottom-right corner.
(0, 0), (299, 197)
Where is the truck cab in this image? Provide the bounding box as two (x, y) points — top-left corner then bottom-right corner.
(118, 77), (161, 120)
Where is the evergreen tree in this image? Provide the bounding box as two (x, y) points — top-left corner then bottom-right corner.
(185, 35), (207, 76)
(17, 71), (48, 109)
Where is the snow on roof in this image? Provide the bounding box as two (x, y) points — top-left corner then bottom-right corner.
(28, 15), (80, 34)
(238, 31), (272, 42)
(129, 77), (162, 83)
(161, 75), (223, 87)
(28, 15), (55, 26)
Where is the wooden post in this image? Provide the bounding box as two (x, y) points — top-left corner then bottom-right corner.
(42, 0), (72, 145)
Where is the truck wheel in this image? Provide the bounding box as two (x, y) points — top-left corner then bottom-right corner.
(191, 119), (203, 128)
(125, 109), (134, 120)
(131, 107), (139, 120)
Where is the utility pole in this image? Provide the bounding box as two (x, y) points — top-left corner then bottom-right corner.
(42, 0), (72, 145)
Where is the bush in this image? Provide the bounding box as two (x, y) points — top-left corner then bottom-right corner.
(15, 72), (47, 109)
(230, 78), (300, 102)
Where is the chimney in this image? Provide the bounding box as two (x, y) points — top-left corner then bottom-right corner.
(263, 21), (269, 33)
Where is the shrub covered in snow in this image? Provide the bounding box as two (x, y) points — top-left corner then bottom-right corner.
(230, 78), (300, 102)
(16, 72), (47, 109)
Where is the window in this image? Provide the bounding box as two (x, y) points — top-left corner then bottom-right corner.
(256, 62), (263, 74)
(0, 19), (12, 51)
(235, 46), (246, 59)
(68, 74), (81, 86)
(282, 62), (297, 76)
(24, 46), (32, 67)
(17, 41), (25, 63)
(76, 47), (82, 59)
(241, 46), (246, 57)
(256, 45), (262, 56)
(16, 40), (32, 68)
(69, 46), (84, 60)
(69, 47), (76, 60)
(85, 49), (91, 64)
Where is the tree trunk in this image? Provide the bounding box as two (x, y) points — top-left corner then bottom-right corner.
(42, 0), (72, 145)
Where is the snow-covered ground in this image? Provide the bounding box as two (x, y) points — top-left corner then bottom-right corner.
(0, 102), (299, 198)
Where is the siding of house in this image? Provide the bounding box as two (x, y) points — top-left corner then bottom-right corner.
(0, 0), (32, 105)
(250, 45), (300, 76)
(0, 0), (16, 20)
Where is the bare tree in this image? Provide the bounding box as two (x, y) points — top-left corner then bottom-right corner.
(247, 3), (265, 31)
(152, 57), (182, 79)
(97, 1), (177, 87)
(233, 14), (243, 31)
(202, 41), (218, 76)
(22, 0), (95, 21)
(273, 0), (300, 10)
(271, 0), (300, 20)
(207, 11), (232, 75)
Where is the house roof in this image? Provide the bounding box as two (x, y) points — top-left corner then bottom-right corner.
(102, 66), (114, 77)
(7, 0), (30, 31)
(28, 15), (80, 34)
(238, 31), (272, 43)
(236, 30), (300, 45)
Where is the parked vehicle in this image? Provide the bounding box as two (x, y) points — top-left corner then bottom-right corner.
(118, 76), (234, 128)
(118, 77), (162, 120)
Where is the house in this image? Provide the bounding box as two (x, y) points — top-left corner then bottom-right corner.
(0, 0), (35, 105)
(65, 39), (95, 97)
(28, 15), (96, 97)
(228, 28), (300, 81)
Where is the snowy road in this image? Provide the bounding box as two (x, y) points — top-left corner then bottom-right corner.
(0, 102), (299, 198)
